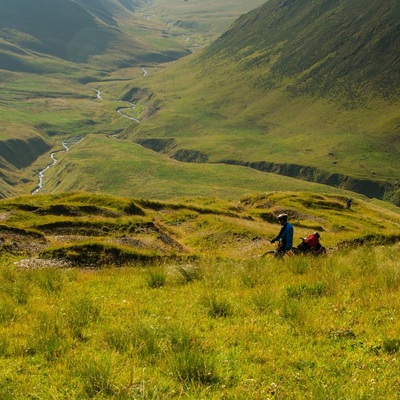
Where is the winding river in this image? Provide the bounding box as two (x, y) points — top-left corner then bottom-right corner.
(31, 138), (83, 194)
(32, 71), (146, 195)
(31, 0), (197, 194)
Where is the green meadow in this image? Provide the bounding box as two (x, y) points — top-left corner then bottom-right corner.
(34, 134), (358, 200)
(1, 249), (400, 399)
(0, 191), (399, 398)
(125, 55), (400, 183)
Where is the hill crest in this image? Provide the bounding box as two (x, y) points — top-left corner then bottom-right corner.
(0, 191), (399, 267)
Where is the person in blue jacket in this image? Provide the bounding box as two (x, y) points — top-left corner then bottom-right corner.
(270, 213), (294, 256)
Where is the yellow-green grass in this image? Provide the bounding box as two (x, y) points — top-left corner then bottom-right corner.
(0, 80), (134, 144)
(1, 190), (399, 259)
(0, 244), (400, 398)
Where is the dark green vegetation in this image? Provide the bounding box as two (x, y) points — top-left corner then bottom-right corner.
(0, 0), (185, 66)
(0, 192), (399, 398)
(207, 0), (400, 99)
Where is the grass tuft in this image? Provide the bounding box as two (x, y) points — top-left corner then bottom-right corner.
(203, 293), (233, 318)
(145, 266), (167, 289)
(172, 348), (220, 387)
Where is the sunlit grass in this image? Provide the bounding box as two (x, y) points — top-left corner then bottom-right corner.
(39, 134), (361, 200)
(0, 244), (400, 398)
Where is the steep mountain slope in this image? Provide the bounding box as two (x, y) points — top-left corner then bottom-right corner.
(206, 0), (400, 99)
(76, 0), (142, 25)
(127, 0), (400, 204)
(0, 0), (185, 67)
(0, 0), (115, 63)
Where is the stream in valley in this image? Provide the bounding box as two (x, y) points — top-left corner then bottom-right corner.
(31, 138), (83, 194)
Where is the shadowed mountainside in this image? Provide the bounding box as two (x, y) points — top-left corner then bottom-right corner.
(0, 0), (116, 63)
(0, 0), (186, 66)
(204, 0), (400, 99)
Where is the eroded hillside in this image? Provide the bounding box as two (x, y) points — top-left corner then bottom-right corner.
(0, 192), (398, 268)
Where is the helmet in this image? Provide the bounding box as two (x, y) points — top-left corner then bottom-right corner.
(313, 232), (320, 238)
(277, 214), (288, 222)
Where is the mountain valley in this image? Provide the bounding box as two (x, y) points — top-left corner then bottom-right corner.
(0, 0), (399, 205)
(1, 3), (400, 396)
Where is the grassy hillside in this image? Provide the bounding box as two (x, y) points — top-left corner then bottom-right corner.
(124, 0), (400, 204)
(0, 0), (189, 67)
(0, 191), (399, 397)
(208, 0), (400, 98)
(30, 134), (364, 200)
(1, 245), (400, 398)
(0, 191), (399, 263)
(0, 0), (114, 63)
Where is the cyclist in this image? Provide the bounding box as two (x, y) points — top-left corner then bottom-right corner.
(270, 214), (294, 256)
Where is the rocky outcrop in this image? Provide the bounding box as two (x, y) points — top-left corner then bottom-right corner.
(172, 149), (209, 163)
(221, 159), (396, 201)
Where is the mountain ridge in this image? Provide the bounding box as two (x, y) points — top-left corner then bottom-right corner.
(0, 0), (186, 67)
(204, 0), (400, 99)
(0, 0), (115, 62)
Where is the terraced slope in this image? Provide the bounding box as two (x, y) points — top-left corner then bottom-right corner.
(0, 192), (398, 267)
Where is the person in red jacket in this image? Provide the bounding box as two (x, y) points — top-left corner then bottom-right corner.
(304, 232), (320, 249)
(297, 232), (325, 254)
